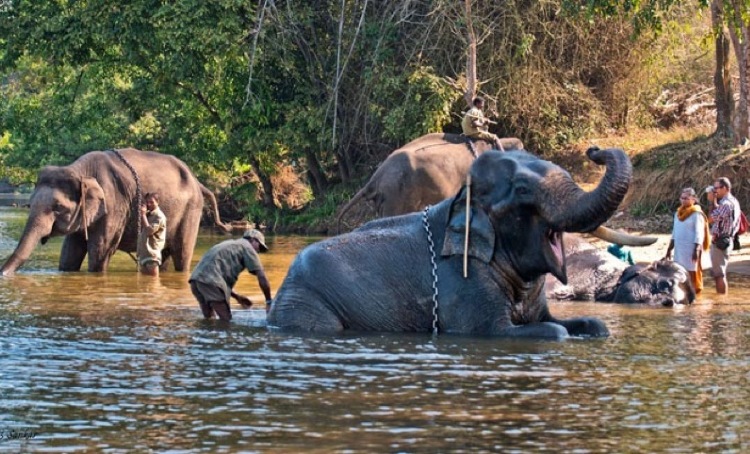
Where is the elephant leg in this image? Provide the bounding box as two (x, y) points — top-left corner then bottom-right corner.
(85, 233), (118, 272)
(269, 299), (344, 333)
(159, 248), (172, 272)
(552, 317), (609, 338)
(494, 322), (569, 339)
(59, 233), (87, 271)
(171, 217), (200, 272)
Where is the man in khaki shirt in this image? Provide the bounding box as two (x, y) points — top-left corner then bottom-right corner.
(461, 97), (503, 150)
(189, 229), (272, 322)
(137, 192), (167, 276)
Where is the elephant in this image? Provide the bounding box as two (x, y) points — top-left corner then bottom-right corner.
(545, 234), (695, 306)
(336, 133), (524, 229)
(1, 148), (230, 275)
(268, 147), (634, 339)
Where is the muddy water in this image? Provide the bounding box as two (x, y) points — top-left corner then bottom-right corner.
(2, 206), (750, 452)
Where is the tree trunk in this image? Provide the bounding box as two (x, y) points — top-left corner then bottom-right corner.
(336, 149), (352, 183)
(249, 156), (276, 209)
(712, 0), (734, 138)
(728, 4), (750, 143)
(304, 148), (329, 198)
(463, 0), (477, 109)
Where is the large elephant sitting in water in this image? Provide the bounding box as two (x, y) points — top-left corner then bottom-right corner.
(1, 148), (229, 275)
(269, 147), (632, 339)
(546, 234), (695, 306)
(336, 133), (523, 229)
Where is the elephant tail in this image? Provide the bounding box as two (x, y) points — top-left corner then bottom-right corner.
(335, 181), (377, 234)
(200, 184), (231, 233)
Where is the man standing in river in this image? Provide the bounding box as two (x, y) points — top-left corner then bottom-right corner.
(137, 192), (167, 276)
(189, 229), (272, 321)
(707, 177), (741, 294)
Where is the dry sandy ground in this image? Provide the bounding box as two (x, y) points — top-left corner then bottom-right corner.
(588, 233), (750, 276)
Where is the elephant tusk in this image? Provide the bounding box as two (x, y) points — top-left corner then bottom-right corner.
(590, 226), (657, 247)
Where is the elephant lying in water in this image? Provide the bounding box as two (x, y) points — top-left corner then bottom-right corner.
(1, 148), (229, 275)
(269, 147), (634, 339)
(336, 132), (524, 229)
(546, 234), (695, 306)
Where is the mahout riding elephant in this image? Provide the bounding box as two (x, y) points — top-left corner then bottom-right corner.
(1, 148), (229, 275)
(269, 147), (635, 339)
(336, 133), (524, 229)
(546, 234), (695, 306)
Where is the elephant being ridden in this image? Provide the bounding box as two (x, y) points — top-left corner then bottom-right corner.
(546, 234), (695, 306)
(1, 148), (229, 275)
(336, 132), (524, 229)
(269, 147), (633, 339)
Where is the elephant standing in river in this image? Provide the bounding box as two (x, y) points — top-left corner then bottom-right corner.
(269, 147), (632, 339)
(1, 148), (229, 275)
(546, 234), (695, 306)
(336, 133), (524, 229)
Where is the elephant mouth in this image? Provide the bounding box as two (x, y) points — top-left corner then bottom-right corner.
(546, 229), (567, 284)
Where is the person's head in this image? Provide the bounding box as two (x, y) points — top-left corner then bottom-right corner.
(243, 229), (269, 253)
(144, 192), (159, 211)
(713, 177), (732, 198)
(679, 187), (696, 208)
(472, 97), (485, 109)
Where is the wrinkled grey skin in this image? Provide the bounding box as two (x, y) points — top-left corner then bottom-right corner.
(336, 133), (524, 229)
(1, 148), (229, 275)
(269, 147), (632, 339)
(545, 234), (695, 306)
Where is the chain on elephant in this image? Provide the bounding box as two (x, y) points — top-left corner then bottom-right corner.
(107, 149), (142, 236)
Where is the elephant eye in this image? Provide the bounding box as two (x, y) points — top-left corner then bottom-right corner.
(516, 186), (531, 196)
(656, 280), (672, 292)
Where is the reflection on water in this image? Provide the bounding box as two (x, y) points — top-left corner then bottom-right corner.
(2, 206), (750, 451)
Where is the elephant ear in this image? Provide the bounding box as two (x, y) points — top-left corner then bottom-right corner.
(440, 185), (495, 263)
(81, 177), (107, 226)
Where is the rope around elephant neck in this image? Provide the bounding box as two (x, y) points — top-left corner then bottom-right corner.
(422, 206), (439, 335)
(108, 149), (142, 241)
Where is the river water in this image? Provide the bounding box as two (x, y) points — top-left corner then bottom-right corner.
(1, 205), (750, 452)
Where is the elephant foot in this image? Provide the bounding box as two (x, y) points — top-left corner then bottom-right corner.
(556, 317), (609, 338)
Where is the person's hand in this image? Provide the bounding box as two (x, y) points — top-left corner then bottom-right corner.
(139, 204), (147, 215)
(234, 295), (253, 308)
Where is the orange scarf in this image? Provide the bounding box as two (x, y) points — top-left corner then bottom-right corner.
(676, 204), (710, 294)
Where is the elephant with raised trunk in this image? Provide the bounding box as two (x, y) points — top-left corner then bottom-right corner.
(336, 132), (524, 229)
(269, 147), (633, 339)
(1, 148), (229, 275)
(546, 234), (695, 306)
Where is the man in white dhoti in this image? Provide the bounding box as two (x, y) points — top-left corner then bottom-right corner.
(665, 188), (710, 293)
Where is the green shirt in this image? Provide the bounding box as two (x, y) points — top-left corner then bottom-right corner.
(189, 239), (263, 299)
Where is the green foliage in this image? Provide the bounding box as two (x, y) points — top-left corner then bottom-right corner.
(0, 0), (723, 229)
(373, 66), (456, 144)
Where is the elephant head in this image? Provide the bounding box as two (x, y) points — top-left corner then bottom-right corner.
(1, 166), (107, 275)
(611, 260), (695, 306)
(442, 147), (631, 285)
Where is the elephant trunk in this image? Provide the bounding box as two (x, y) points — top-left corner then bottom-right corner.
(538, 147), (632, 233)
(1, 215), (53, 276)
